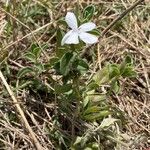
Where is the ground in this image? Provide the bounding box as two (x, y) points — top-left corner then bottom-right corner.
(0, 0), (150, 150)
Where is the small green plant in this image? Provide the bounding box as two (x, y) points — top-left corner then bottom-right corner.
(15, 5), (138, 150)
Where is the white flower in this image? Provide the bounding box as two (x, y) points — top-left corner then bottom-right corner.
(61, 12), (98, 46)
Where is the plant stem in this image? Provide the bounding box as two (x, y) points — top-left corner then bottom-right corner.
(74, 76), (81, 115)
(71, 76), (81, 140)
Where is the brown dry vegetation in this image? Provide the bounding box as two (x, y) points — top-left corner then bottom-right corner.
(0, 0), (150, 150)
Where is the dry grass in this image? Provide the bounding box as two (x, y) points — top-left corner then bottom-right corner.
(0, 0), (150, 149)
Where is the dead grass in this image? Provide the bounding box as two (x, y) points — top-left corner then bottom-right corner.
(0, 0), (150, 149)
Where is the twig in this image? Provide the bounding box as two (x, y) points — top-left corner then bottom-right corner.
(0, 70), (43, 150)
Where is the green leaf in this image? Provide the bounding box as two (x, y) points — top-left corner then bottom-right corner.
(83, 97), (90, 108)
(56, 28), (63, 47)
(87, 94), (106, 103)
(73, 136), (82, 146)
(83, 142), (99, 150)
(55, 84), (72, 94)
(83, 110), (110, 121)
(56, 47), (68, 58)
(111, 80), (120, 94)
(24, 52), (36, 62)
(83, 106), (101, 115)
(54, 61), (61, 75)
(93, 67), (109, 85)
(44, 57), (59, 69)
(30, 43), (38, 51)
(34, 63), (45, 74)
(91, 143), (99, 149)
(83, 5), (95, 20)
(26, 44), (43, 61)
(84, 148), (92, 150)
(120, 55), (134, 74)
(87, 82), (99, 91)
(18, 80), (33, 89)
(100, 118), (118, 128)
(17, 67), (33, 78)
(77, 59), (89, 74)
(57, 19), (67, 26)
(60, 52), (76, 76)
(89, 29), (100, 36)
(125, 55), (133, 64)
(32, 47), (41, 59)
(122, 66), (137, 78)
(109, 64), (120, 79)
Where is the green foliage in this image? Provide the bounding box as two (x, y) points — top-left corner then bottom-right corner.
(17, 67), (33, 78)
(72, 116), (123, 149)
(83, 108), (111, 121)
(93, 67), (110, 85)
(56, 28), (63, 47)
(2, 3), (139, 149)
(120, 55), (137, 77)
(93, 55), (137, 94)
(100, 118), (118, 128)
(54, 84), (72, 94)
(83, 5), (95, 20)
(16, 41), (137, 150)
(24, 44), (43, 63)
(60, 52), (75, 76)
(54, 52), (89, 78)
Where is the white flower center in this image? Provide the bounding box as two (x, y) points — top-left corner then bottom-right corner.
(73, 28), (82, 35)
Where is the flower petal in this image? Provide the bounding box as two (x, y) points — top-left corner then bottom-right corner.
(79, 22), (96, 32)
(61, 30), (79, 45)
(79, 32), (98, 44)
(65, 12), (78, 30)
(61, 30), (73, 46)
